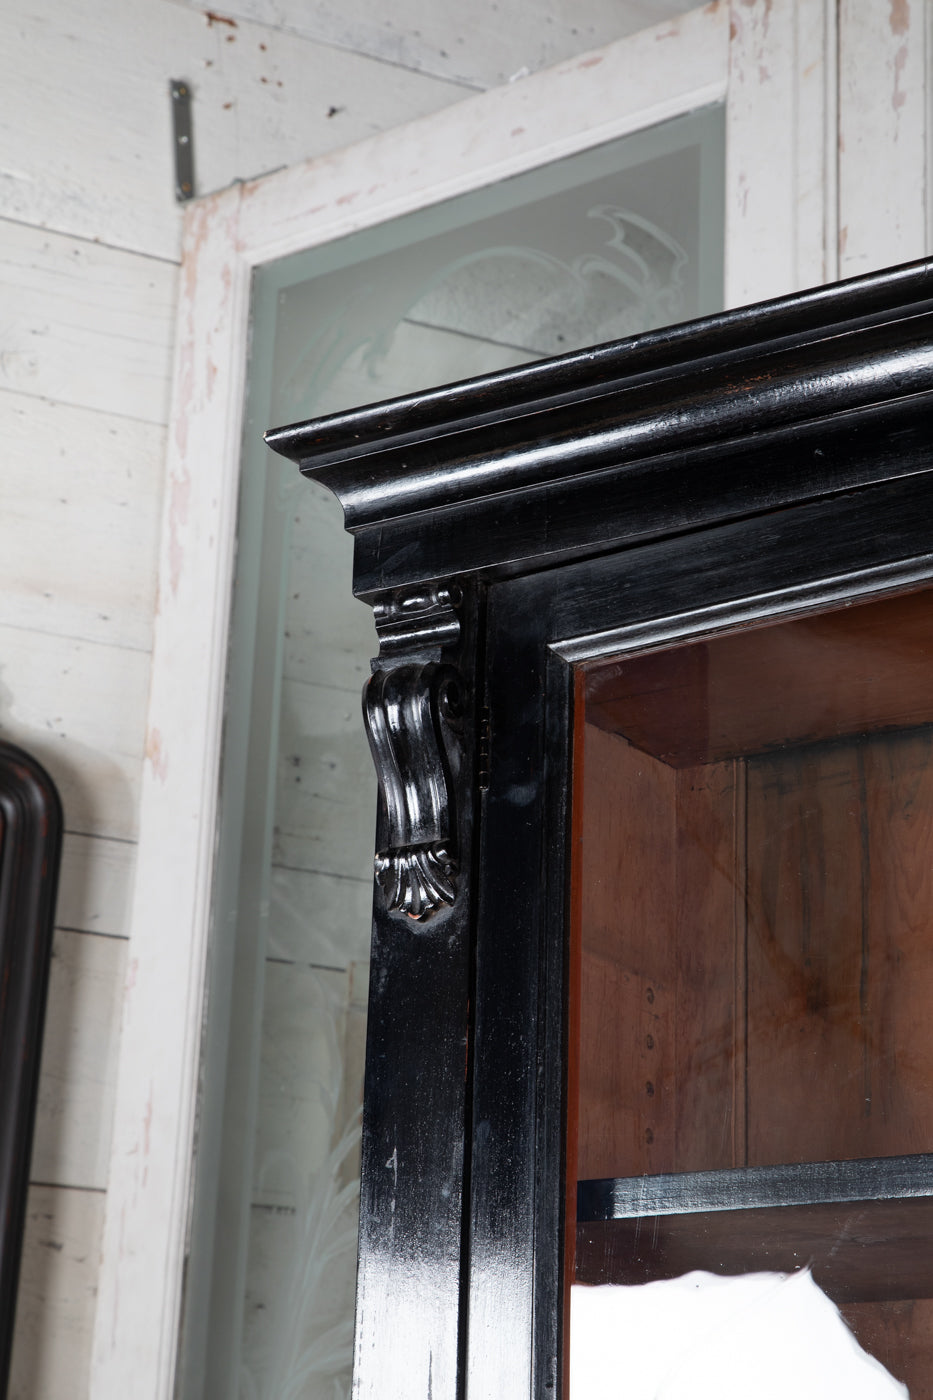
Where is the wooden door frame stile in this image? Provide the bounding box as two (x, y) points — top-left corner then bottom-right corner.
(89, 2), (875, 1393)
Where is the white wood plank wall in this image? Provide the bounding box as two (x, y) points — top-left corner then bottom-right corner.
(0, 2), (671, 1394)
(4, 0), (929, 1393)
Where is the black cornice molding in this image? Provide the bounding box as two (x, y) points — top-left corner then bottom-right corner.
(265, 259), (933, 474)
(266, 258), (933, 595)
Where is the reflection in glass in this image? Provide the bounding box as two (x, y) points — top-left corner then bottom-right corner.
(571, 1270), (907, 1398)
(573, 587), (933, 1395)
(181, 106), (726, 1400)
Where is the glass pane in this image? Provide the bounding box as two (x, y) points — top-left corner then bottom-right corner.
(265, 103), (725, 425)
(572, 586), (933, 1396)
(180, 105), (725, 1400)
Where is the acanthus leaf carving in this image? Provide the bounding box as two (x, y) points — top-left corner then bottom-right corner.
(374, 843), (458, 923)
(363, 661), (463, 923)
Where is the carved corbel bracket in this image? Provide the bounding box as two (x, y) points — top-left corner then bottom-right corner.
(371, 584), (461, 661)
(364, 586), (465, 923)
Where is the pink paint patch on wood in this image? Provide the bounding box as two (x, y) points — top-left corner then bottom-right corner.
(168, 465), (191, 597)
(890, 0), (911, 38)
(144, 728), (168, 784)
(893, 43), (908, 112)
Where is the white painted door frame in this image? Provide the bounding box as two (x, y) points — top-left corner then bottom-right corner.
(90, 1), (930, 1393)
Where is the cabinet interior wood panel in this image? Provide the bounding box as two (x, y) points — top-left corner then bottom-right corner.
(574, 584), (933, 1393)
(586, 590), (933, 767)
(842, 1299), (933, 1398)
(579, 587), (933, 1168)
(746, 730), (933, 1167)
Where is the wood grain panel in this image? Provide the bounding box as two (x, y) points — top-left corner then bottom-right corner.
(842, 1299), (933, 1400)
(577, 729), (749, 1180)
(673, 759), (744, 1172)
(860, 730), (933, 1154)
(746, 730), (933, 1167)
(746, 742), (866, 1166)
(577, 725), (676, 1181)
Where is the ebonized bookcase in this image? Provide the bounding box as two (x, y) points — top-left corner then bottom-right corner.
(268, 258), (933, 1398)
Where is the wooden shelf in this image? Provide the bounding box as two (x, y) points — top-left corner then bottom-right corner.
(576, 1156), (933, 1303)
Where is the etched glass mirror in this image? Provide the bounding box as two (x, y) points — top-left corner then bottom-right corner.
(177, 104), (725, 1398)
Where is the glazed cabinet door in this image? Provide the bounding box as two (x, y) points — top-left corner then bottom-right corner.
(473, 472), (933, 1397)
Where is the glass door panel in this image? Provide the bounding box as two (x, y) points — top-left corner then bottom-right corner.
(182, 103), (726, 1400)
(572, 585), (933, 1395)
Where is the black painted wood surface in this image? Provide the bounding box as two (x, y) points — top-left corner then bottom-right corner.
(578, 1155), (933, 1220)
(266, 257), (933, 1399)
(267, 258), (933, 598)
(0, 742), (62, 1396)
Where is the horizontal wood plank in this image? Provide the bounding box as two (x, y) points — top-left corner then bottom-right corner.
(0, 0), (469, 262)
(241, 1194), (358, 1397)
(9, 1185), (104, 1400)
(273, 678), (376, 880)
(253, 963), (361, 1208)
(242, 962), (368, 1386)
(31, 931), (127, 1192)
(269, 865), (372, 968)
(281, 478), (377, 694)
(0, 624), (150, 842)
(174, 0), (698, 89)
(0, 390), (164, 651)
(0, 220), (176, 423)
(56, 834), (135, 939)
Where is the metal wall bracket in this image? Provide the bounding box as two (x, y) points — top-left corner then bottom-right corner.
(170, 80), (195, 203)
